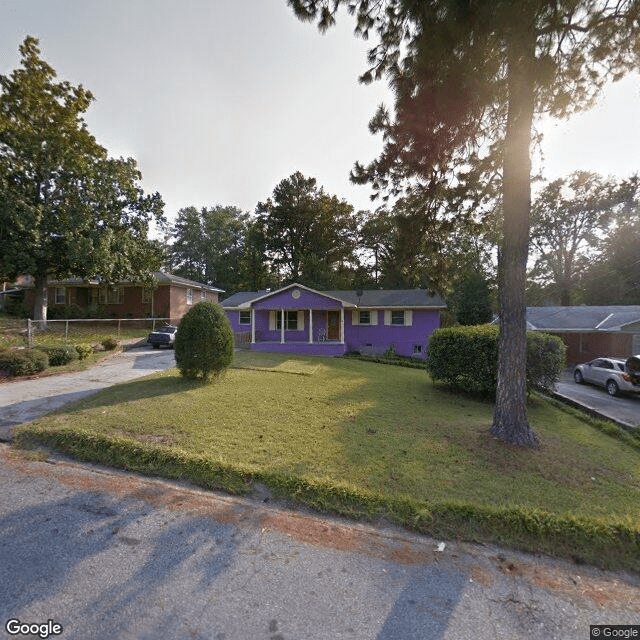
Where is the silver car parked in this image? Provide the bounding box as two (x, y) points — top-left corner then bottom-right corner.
(573, 356), (640, 397)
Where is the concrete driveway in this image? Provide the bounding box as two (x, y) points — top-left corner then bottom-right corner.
(554, 370), (640, 429)
(0, 346), (176, 441)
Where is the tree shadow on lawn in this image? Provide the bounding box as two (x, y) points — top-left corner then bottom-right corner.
(323, 365), (614, 512)
(53, 375), (205, 416)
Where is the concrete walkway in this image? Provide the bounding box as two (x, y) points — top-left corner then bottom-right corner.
(0, 347), (176, 441)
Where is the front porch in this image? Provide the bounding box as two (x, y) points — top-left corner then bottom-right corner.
(245, 307), (346, 348)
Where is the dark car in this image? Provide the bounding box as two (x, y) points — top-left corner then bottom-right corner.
(147, 325), (177, 349)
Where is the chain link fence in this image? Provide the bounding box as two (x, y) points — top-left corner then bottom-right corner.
(0, 317), (181, 349)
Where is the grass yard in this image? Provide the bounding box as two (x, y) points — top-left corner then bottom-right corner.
(0, 315), (152, 350)
(15, 351), (640, 571)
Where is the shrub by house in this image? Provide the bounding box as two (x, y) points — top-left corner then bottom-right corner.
(427, 324), (566, 396)
(174, 301), (234, 381)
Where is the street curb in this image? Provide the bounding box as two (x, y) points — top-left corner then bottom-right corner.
(550, 391), (638, 431)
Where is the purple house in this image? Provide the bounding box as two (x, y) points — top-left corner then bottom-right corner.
(222, 283), (446, 358)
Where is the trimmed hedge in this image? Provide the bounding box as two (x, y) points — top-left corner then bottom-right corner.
(426, 324), (566, 396)
(101, 338), (118, 351)
(36, 345), (79, 366)
(174, 301), (234, 381)
(0, 348), (49, 376)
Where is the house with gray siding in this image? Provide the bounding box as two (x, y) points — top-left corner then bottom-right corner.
(222, 283), (446, 358)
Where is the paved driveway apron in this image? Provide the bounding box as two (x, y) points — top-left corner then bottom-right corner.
(0, 347), (176, 441)
(554, 372), (640, 429)
(0, 447), (638, 640)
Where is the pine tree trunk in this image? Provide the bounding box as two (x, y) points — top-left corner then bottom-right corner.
(491, 22), (539, 448)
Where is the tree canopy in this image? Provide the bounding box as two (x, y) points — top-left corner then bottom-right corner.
(256, 171), (360, 288)
(290, 0), (640, 447)
(0, 36), (164, 322)
(171, 205), (249, 294)
(581, 175), (640, 305)
(529, 171), (632, 305)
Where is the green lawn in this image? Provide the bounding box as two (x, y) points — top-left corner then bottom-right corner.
(0, 315), (152, 350)
(16, 351), (640, 571)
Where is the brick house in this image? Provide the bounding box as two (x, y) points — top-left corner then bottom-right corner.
(526, 306), (640, 365)
(26, 271), (223, 320)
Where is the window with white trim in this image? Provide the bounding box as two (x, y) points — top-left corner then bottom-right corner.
(276, 311), (298, 331)
(200, 289), (206, 301)
(142, 288), (152, 304)
(54, 287), (66, 305)
(413, 344), (423, 355)
(391, 310), (405, 325)
(186, 289), (193, 305)
(239, 310), (251, 325)
(359, 310), (371, 325)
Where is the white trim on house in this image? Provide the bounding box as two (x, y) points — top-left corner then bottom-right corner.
(384, 309), (412, 326)
(352, 309), (379, 325)
(238, 282), (357, 309)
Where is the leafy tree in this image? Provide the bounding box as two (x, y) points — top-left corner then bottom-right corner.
(529, 171), (629, 305)
(238, 216), (281, 291)
(256, 171), (360, 288)
(358, 208), (393, 286)
(450, 271), (494, 326)
(290, 0), (640, 447)
(171, 205), (249, 293)
(174, 301), (234, 381)
(0, 37), (164, 323)
(581, 175), (640, 304)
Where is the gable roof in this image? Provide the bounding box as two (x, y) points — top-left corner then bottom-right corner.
(324, 289), (445, 308)
(152, 272), (224, 293)
(526, 306), (640, 332)
(222, 284), (446, 309)
(47, 272), (224, 293)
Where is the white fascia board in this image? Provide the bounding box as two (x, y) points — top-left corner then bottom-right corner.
(244, 283), (357, 308)
(357, 305), (447, 310)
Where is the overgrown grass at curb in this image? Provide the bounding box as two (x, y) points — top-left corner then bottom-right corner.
(14, 351), (640, 572)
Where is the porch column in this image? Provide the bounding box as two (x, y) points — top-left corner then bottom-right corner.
(308, 309), (313, 343)
(340, 308), (345, 344)
(251, 308), (255, 344)
(281, 308), (285, 344)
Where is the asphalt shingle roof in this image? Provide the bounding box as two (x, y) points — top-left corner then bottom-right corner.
(48, 272), (224, 292)
(526, 306), (640, 331)
(222, 286), (446, 308)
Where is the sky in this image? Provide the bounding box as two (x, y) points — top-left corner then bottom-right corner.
(1, 0), (639, 226)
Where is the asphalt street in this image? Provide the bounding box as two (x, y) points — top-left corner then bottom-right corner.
(1, 446), (638, 640)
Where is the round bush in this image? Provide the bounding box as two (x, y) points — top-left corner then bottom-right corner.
(37, 345), (79, 366)
(101, 338), (118, 351)
(75, 344), (94, 360)
(0, 348), (49, 376)
(174, 301), (234, 381)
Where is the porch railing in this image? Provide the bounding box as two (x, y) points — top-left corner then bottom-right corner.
(234, 331), (251, 348)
